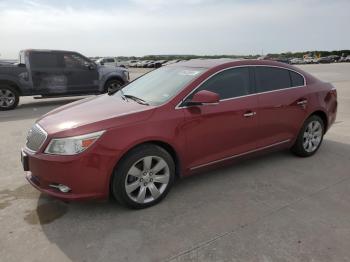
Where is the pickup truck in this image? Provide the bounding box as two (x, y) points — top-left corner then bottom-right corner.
(0, 49), (129, 110)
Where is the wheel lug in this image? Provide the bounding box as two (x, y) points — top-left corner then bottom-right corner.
(143, 172), (147, 176)
(144, 183), (147, 186)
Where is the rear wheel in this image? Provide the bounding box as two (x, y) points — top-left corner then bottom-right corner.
(112, 144), (175, 209)
(291, 115), (324, 157)
(0, 85), (19, 110)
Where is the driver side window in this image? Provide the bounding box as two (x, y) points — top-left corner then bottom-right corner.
(190, 67), (252, 100)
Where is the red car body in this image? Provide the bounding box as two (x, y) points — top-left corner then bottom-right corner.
(22, 59), (337, 201)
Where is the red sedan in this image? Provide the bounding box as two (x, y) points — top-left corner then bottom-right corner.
(22, 59), (337, 208)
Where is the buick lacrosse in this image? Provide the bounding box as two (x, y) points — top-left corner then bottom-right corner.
(22, 59), (337, 208)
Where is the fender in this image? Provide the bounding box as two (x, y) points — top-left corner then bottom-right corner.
(0, 74), (27, 95)
(104, 135), (185, 194)
(0, 69), (34, 95)
(99, 71), (126, 92)
(0, 74), (22, 87)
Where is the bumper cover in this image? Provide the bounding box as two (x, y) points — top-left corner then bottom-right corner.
(22, 148), (116, 201)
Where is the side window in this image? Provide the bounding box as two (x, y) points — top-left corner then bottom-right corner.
(30, 52), (60, 69)
(63, 53), (90, 69)
(191, 67), (251, 100)
(255, 67), (291, 92)
(290, 71), (305, 87)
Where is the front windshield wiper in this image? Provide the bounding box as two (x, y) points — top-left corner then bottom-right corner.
(108, 88), (128, 101)
(124, 94), (149, 105)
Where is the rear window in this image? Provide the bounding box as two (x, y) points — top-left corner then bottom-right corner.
(30, 52), (61, 69)
(255, 67), (291, 92)
(290, 71), (305, 87)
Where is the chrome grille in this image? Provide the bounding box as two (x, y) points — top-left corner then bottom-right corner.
(26, 124), (47, 152)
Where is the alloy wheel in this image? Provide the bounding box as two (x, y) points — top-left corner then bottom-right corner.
(303, 120), (323, 153)
(125, 156), (170, 204)
(0, 88), (16, 108)
(107, 81), (122, 93)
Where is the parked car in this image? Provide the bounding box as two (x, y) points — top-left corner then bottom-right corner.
(145, 60), (165, 68)
(317, 57), (333, 64)
(135, 60), (149, 68)
(0, 49), (129, 110)
(143, 61), (155, 68)
(273, 58), (290, 64)
(339, 56), (350, 62)
(127, 60), (139, 67)
(163, 60), (180, 66)
(327, 55), (340, 62)
(95, 57), (127, 68)
(290, 58), (304, 64)
(303, 57), (317, 64)
(22, 59), (337, 209)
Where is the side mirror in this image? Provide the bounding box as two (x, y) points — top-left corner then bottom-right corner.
(85, 63), (95, 70)
(186, 90), (220, 106)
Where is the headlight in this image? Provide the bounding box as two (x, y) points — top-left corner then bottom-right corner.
(44, 131), (105, 155)
(123, 70), (130, 80)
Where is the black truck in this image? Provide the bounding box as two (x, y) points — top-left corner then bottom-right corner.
(0, 49), (130, 110)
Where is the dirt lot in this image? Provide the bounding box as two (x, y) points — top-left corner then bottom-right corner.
(0, 64), (350, 262)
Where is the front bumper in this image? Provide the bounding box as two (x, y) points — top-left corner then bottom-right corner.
(21, 147), (116, 201)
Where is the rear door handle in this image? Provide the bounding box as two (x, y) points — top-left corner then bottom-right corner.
(297, 99), (308, 105)
(243, 111), (256, 117)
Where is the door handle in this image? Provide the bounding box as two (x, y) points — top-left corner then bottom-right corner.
(297, 99), (308, 105)
(243, 111), (256, 117)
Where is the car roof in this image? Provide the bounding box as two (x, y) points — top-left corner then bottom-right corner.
(22, 49), (80, 54)
(169, 58), (237, 68)
(169, 58), (298, 70)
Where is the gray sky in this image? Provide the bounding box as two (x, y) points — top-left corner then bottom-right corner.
(0, 0), (349, 59)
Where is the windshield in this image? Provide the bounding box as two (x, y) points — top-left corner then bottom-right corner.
(119, 66), (205, 105)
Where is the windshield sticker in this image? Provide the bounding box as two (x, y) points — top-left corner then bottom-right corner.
(179, 70), (201, 76)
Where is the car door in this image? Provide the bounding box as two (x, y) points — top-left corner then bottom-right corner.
(62, 52), (99, 94)
(29, 51), (66, 95)
(180, 67), (259, 170)
(254, 66), (309, 148)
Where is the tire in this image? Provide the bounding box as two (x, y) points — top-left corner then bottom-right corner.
(0, 85), (19, 110)
(104, 79), (124, 93)
(291, 115), (325, 157)
(112, 144), (175, 209)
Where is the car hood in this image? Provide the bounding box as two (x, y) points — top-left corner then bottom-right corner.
(97, 64), (127, 74)
(37, 94), (155, 135)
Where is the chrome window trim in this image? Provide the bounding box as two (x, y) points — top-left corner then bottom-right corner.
(175, 65), (306, 109)
(25, 123), (48, 153)
(190, 139), (291, 170)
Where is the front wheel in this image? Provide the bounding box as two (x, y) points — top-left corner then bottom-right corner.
(291, 115), (325, 157)
(104, 79), (124, 93)
(112, 144), (175, 209)
(0, 86), (19, 110)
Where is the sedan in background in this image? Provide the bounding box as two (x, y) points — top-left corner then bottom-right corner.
(317, 57), (333, 64)
(22, 59), (337, 209)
